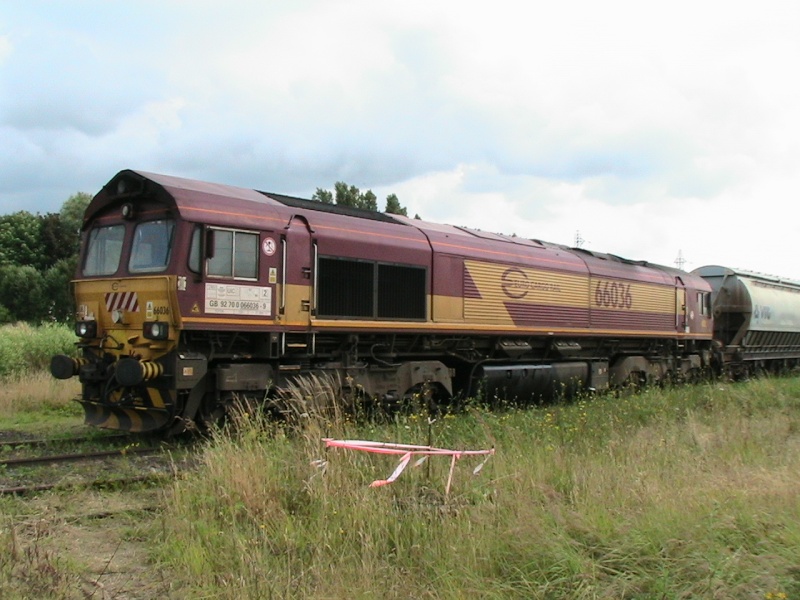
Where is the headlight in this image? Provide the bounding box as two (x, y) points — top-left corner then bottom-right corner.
(143, 321), (169, 340)
(75, 320), (97, 338)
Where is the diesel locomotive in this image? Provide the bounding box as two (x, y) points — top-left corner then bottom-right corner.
(49, 169), (797, 434)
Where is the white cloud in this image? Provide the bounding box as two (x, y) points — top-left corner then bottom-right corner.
(380, 159), (800, 280)
(1, 0), (800, 282)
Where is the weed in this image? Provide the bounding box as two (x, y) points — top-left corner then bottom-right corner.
(153, 376), (800, 598)
(0, 518), (82, 599)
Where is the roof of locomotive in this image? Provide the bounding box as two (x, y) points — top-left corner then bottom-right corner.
(86, 169), (706, 287)
(85, 170), (410, 228)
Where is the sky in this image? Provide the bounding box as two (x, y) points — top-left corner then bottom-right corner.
(2, 1), (800, 278)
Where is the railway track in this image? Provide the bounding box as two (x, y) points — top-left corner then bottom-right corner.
(0, 472), (172, 496)
(0, 435), (187, 496)
(0, 444), (163, 469)
(0, 432), (131, 451)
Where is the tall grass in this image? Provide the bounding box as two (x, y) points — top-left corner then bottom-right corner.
(158, 378), (800, 598)
(0, 323), (81, 418)
(0, 371), (81, 418)
(0, 323), (78, 379)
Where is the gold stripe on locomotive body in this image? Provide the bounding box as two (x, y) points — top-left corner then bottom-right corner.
(462, 260), (689, 335)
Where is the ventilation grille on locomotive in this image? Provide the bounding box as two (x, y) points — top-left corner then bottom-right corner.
(318, 257), (426, 320)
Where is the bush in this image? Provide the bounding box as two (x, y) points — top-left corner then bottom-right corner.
(0, 323), (78, 379)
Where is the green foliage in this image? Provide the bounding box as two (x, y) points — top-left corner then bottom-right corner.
(156, 379), (800, 598)
(313, 182), (409, 214)
(333, 181), (372, 209)
(0, 259), (76, 323)
(311, 187), (334, 204)
(384, 193), (407, 216)
(0, 211), (42, 269)
(43, 257), (78, 322)
(0, 265), (48, 323)
(39, 213), (77, 267)
(0, 323), (78, 379)
(0, 192), (89, 323)
(360, 189), (378, 211)
(59, 192), (92, 241)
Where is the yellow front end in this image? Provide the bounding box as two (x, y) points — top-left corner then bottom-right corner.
(66, 276), (181, 432)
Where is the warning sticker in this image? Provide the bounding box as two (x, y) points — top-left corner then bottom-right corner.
(205, 283), (272, 316)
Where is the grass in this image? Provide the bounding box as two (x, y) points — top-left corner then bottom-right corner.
(156, 378), (800, 599)
(0, 323), (78, 379)
(0, 371), (81, 419)
(0, 323), (82, 434)
(1, 321), (799, 597)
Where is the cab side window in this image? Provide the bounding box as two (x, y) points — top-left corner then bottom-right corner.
(206, 228), (258, 280)
(188, 226), (201, 273)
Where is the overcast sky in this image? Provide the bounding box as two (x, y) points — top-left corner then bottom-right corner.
(2, 1), (799, 278)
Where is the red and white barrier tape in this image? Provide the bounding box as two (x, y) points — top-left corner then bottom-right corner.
(322, 438), (494, 491)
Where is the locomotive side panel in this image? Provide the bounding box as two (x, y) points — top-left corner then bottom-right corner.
(179, 226), (284, 330)
(311, 211), (432, 325)
(430, 253), (465, 323)
(461, 259), (704, 337)
(588, 275), (677, 333)
(464, 260), (590, 330)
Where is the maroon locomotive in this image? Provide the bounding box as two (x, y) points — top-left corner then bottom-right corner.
(51, 169), (716, 433)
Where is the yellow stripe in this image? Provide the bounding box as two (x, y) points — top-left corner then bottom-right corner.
(107, 412), (121, 430)
(146, 387), (166, 409)
(129, 411), (143, 432)
(183, 316), (278, 326)
(183, 314), (709, 339)
(308, 319), (710, 339)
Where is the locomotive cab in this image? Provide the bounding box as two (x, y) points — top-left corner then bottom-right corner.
(51, 170), (449, 433)
(51, 175), (191, 431)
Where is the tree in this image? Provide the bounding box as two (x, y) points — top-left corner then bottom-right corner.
(313, 182), (410, 215)
(333, 182), (362, 208)
(311, 188), (334, 204)
(59, 192), (92, 252)
(360, 190), (378, 211)
(44, 257), (78, 322)
(40, 213), (76, 269)
(0, 211), (43, 269)
(0, 265), (48, 323)
(0, 190), (90, 322)
(384, 194), (407, 216)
